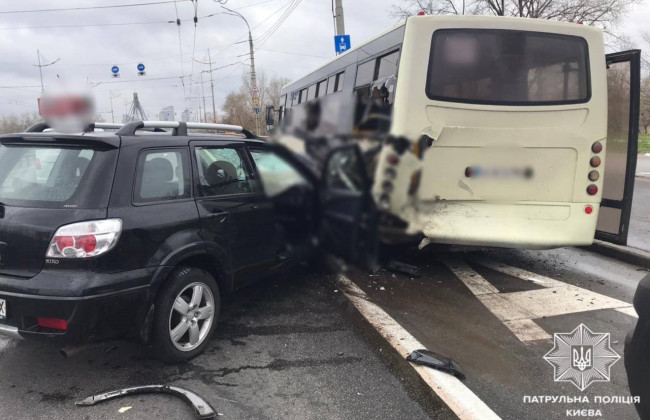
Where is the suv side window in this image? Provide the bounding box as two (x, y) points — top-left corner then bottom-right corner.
(135, 148), (191, 203)
(249, 148), (310, 197)
(324, 148), (365, 192)
(195, 147), (257, 196)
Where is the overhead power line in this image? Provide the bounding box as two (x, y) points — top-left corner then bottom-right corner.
(256, 0), (303, 48)
(0, 0), (191, 15)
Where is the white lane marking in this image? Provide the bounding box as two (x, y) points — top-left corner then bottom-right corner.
(470, 257), (565, 288)
(337, 274), (502, 420)
(445, 260), (500, 295)
(444, 257), (636, 343)
(471, 257), (637, 319)
(615, 306), (638, 317)
(503, 319), (552, 342)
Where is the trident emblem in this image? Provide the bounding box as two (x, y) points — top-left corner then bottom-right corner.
(571, 346), (593, 371)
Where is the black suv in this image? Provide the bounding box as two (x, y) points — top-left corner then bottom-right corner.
(0, 121), (377, 362)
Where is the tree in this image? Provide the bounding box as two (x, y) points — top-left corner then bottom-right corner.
(641, 75), (650, 135)
(221, 73), (290, 135)
(390, 0), (637, 31)
(0, 112), (41, 134)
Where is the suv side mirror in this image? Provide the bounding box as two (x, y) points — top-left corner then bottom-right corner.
(265, 106), (275, 127)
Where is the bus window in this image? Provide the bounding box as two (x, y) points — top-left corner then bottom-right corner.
(356, 60), (376, 87)
(307, 84), (317, 101)
(326, 75), (336, 94)
(426, 29), (589, 105)
(376, 50), (400, 80)
(281, 94), (287, 109)
(335, 72), (345, 92)
(299, 88), (307, 104)
(316, 80), (327, 97)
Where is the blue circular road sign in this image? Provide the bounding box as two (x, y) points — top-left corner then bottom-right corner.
(111, 65), (119, 74)
(137, 63), (145, 72)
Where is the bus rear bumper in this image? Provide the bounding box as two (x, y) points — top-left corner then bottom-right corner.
(405, 201), (599, 249)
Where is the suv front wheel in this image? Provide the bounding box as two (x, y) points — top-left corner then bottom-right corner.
(152, 267), (220, 362)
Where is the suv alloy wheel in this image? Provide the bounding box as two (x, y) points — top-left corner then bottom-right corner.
(153, 267), (220, 362)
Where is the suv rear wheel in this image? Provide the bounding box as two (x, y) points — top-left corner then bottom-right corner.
(152, 267), (220, 362)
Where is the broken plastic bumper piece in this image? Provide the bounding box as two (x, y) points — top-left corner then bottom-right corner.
(76, 384), (217, 419)
(406, 349), (466, 380)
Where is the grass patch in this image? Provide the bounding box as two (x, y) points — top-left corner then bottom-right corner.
(639, 133), (650, 154)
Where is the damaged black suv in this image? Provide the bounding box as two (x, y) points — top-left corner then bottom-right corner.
(0, 121), (376, 362)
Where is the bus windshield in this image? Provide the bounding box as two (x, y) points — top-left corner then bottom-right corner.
(426, 29), (590, 105)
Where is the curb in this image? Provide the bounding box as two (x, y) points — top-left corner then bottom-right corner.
(586, 240), (650, 268)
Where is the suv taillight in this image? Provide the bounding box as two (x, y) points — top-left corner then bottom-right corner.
(46, 219), (122, 258)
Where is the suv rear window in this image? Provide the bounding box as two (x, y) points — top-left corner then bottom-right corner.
(0, 145), (115, 208)
(426, 29), (590, 105)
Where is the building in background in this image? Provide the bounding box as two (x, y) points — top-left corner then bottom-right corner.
(180, 109), (192, 122)
(159, 106), (175, 121)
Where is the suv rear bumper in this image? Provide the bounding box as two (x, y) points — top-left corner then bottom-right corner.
(0, 269), (156, 345)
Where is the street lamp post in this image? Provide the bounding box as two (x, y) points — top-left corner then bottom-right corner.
(223, 6), (260, 136)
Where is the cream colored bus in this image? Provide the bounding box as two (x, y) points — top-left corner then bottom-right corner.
(271, 15), (640, 260)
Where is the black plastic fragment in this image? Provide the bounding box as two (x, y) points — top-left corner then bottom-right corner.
(76, 385), (217, 419)
(406, 349), (466, 380)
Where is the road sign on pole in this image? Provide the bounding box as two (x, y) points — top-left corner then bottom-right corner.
(334, 35), (351, 54)
(137, 63), (146, 76)
(111, 65), (120, 78)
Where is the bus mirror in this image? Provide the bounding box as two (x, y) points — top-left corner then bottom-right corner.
(266, 106), (275, 127)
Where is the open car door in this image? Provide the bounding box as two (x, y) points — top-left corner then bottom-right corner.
(320, 144), (378, 267)
(596, 50), (641, 245)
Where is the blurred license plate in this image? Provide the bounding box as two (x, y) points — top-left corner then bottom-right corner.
(0, 299), (5, 320)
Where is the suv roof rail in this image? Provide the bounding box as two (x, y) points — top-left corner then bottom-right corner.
(116, 121), (258, 139)
(24, 122), (126, 133)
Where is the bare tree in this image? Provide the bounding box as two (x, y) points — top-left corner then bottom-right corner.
(390, 0), (637, 31)
(0, 112), (41, 134)
(641, 75), (650, 134)
(266, 76), (291, 110)
(222, 73), (290, 135)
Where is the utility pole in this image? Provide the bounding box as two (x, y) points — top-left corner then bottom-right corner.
(193, 50), (218, 123)
(207, 49), (217, 123)
(109, 90), (121, 124)
(223, 6), (260, 135)
(334, 0), (345, 37)
(199, 72), (208, 123)
(33, 50), (60, 92)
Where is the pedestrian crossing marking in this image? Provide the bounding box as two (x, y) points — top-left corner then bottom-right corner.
(443, 257), (636, 343)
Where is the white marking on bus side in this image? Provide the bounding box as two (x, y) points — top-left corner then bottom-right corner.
(444, 258), (636, 343)
(337, 274), (502, 420)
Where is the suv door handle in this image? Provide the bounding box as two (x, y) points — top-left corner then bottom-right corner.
(208, 210), (229, 222)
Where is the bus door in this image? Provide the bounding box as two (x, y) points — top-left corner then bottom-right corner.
(596, 50), (641, 245)
(320, 144), (378, 267)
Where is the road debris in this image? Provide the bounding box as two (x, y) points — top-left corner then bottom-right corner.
(387, 260), (421, 277)
(76, 385), (217, 419)
(406, 349), (466, 380)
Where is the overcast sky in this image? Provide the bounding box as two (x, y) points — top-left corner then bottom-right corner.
(0, 0), (648, 122)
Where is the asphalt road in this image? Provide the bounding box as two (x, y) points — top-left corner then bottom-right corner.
(344, 246), (645, 420)
(0, 267), (454, 420)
